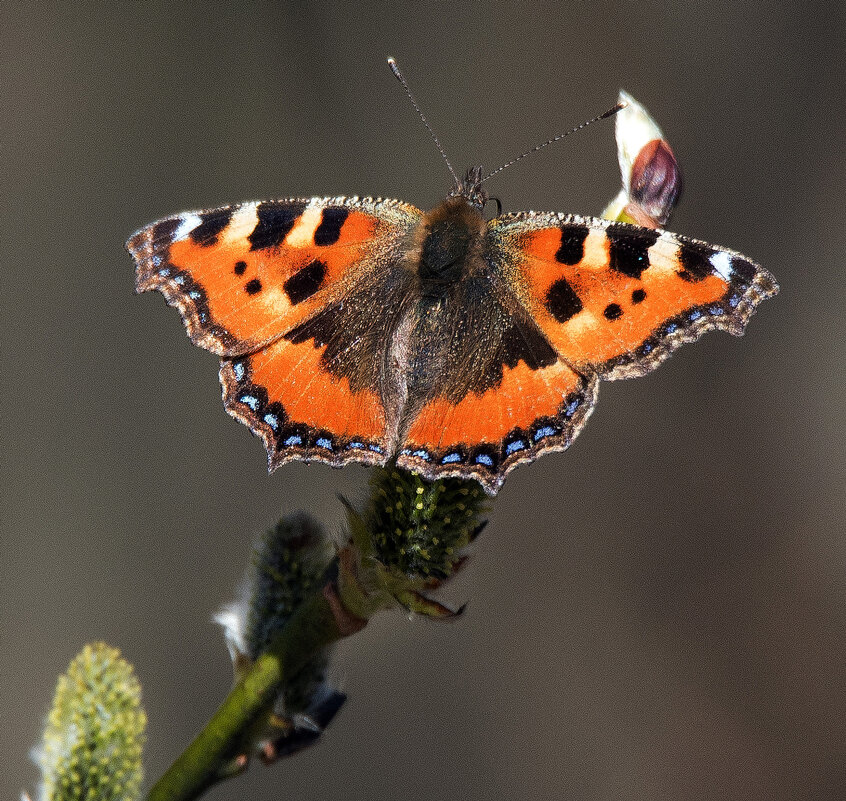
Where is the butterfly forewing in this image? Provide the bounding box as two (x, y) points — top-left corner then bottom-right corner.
(128, 197), (421, 356)
(488, 213), (778, 380)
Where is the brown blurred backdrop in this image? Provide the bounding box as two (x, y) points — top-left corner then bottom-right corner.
(3, 2), (844, 800)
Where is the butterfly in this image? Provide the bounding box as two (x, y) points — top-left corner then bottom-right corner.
(127, 64), (777, 495)
(127, 167), (776, 494)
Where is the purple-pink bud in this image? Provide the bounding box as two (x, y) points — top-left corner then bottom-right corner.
(602, 91), (684, 228)
(628, 138), (682, 227)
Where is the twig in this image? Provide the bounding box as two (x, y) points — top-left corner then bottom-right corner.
(146, 590), (341, 801)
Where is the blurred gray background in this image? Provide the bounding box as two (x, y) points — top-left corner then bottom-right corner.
(3, 2), (844, 799)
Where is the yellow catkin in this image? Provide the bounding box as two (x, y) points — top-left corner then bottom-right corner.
(38, 643), (146, 801)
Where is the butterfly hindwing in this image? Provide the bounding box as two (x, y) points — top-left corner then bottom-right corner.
(488, 213), (778, 379)
(220, 339), (391, 470)
(128, 197), (421, 356)
(398, 361), (598, 492)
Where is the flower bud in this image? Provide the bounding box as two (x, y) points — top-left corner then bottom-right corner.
(603, 90), (682, 228)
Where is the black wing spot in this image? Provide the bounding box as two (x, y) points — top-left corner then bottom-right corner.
(555, 225), (589, 265)
(603, 303), (623, 321)
(314, 207), (350, 246)
(730, 256), (756, 285)
(233, 260), (247, 275)
(607, 224), (659, 279)
(248, 202), (308, 251)
(152, 218), (182, 245)
(283, 259), (326, 305)
(285, 315), (328, 347)
(546, 278), (583, 323)
(190, 210), (232, 247)
(632, 288), (646, 304)
(678, 241), (716, 282)
(245, 278), (263, 295)
(500, 323), (557, 371)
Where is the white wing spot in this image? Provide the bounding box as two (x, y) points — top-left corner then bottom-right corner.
(173, 213), (203, 241)
(225, 202), (260, 243)
(710, 250), (734, 281)
(286, 202), (323, 247)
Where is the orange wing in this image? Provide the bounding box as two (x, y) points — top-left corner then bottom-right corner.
(396, 213), (776, 494)
(397, 361), (597, 493)
(128, 197), (420, 355)
(219, 337), (390, 469)
(128, 197), (421, 467)
(488, 213), (778, 379)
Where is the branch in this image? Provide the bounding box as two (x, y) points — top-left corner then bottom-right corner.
(146, 589), (341, 801)
(145, 467), (486, 801)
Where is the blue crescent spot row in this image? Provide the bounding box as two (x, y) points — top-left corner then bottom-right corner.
(645, 295), (737, 352)
(227, 359), (589, 473)
(602, 280), (749, 373)
(142, 239), (239, 352)
(227, 360), (384, 457)
(399, 390), (589, 473)
(154, 264), (210, 323)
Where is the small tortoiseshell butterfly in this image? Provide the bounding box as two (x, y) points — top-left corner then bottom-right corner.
(128, 66), (777, 494)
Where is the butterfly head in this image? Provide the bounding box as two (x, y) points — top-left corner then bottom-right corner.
(449, 166), (489, 211)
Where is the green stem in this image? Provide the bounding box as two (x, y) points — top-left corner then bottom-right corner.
(146, 590), (341, 801)
(145, 468), (485, 800)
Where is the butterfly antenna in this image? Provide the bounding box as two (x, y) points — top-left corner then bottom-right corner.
(388, 57), (460, 188)
(479, 102), (626, 185)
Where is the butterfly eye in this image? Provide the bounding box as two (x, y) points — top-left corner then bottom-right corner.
(483, 195), (503, 219)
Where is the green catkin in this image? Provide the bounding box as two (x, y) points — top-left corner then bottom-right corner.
(365, 467), (487, 579)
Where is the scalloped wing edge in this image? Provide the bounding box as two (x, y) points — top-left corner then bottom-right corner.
(396, 374), (599, 495)
(219, 357), (391, 473)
